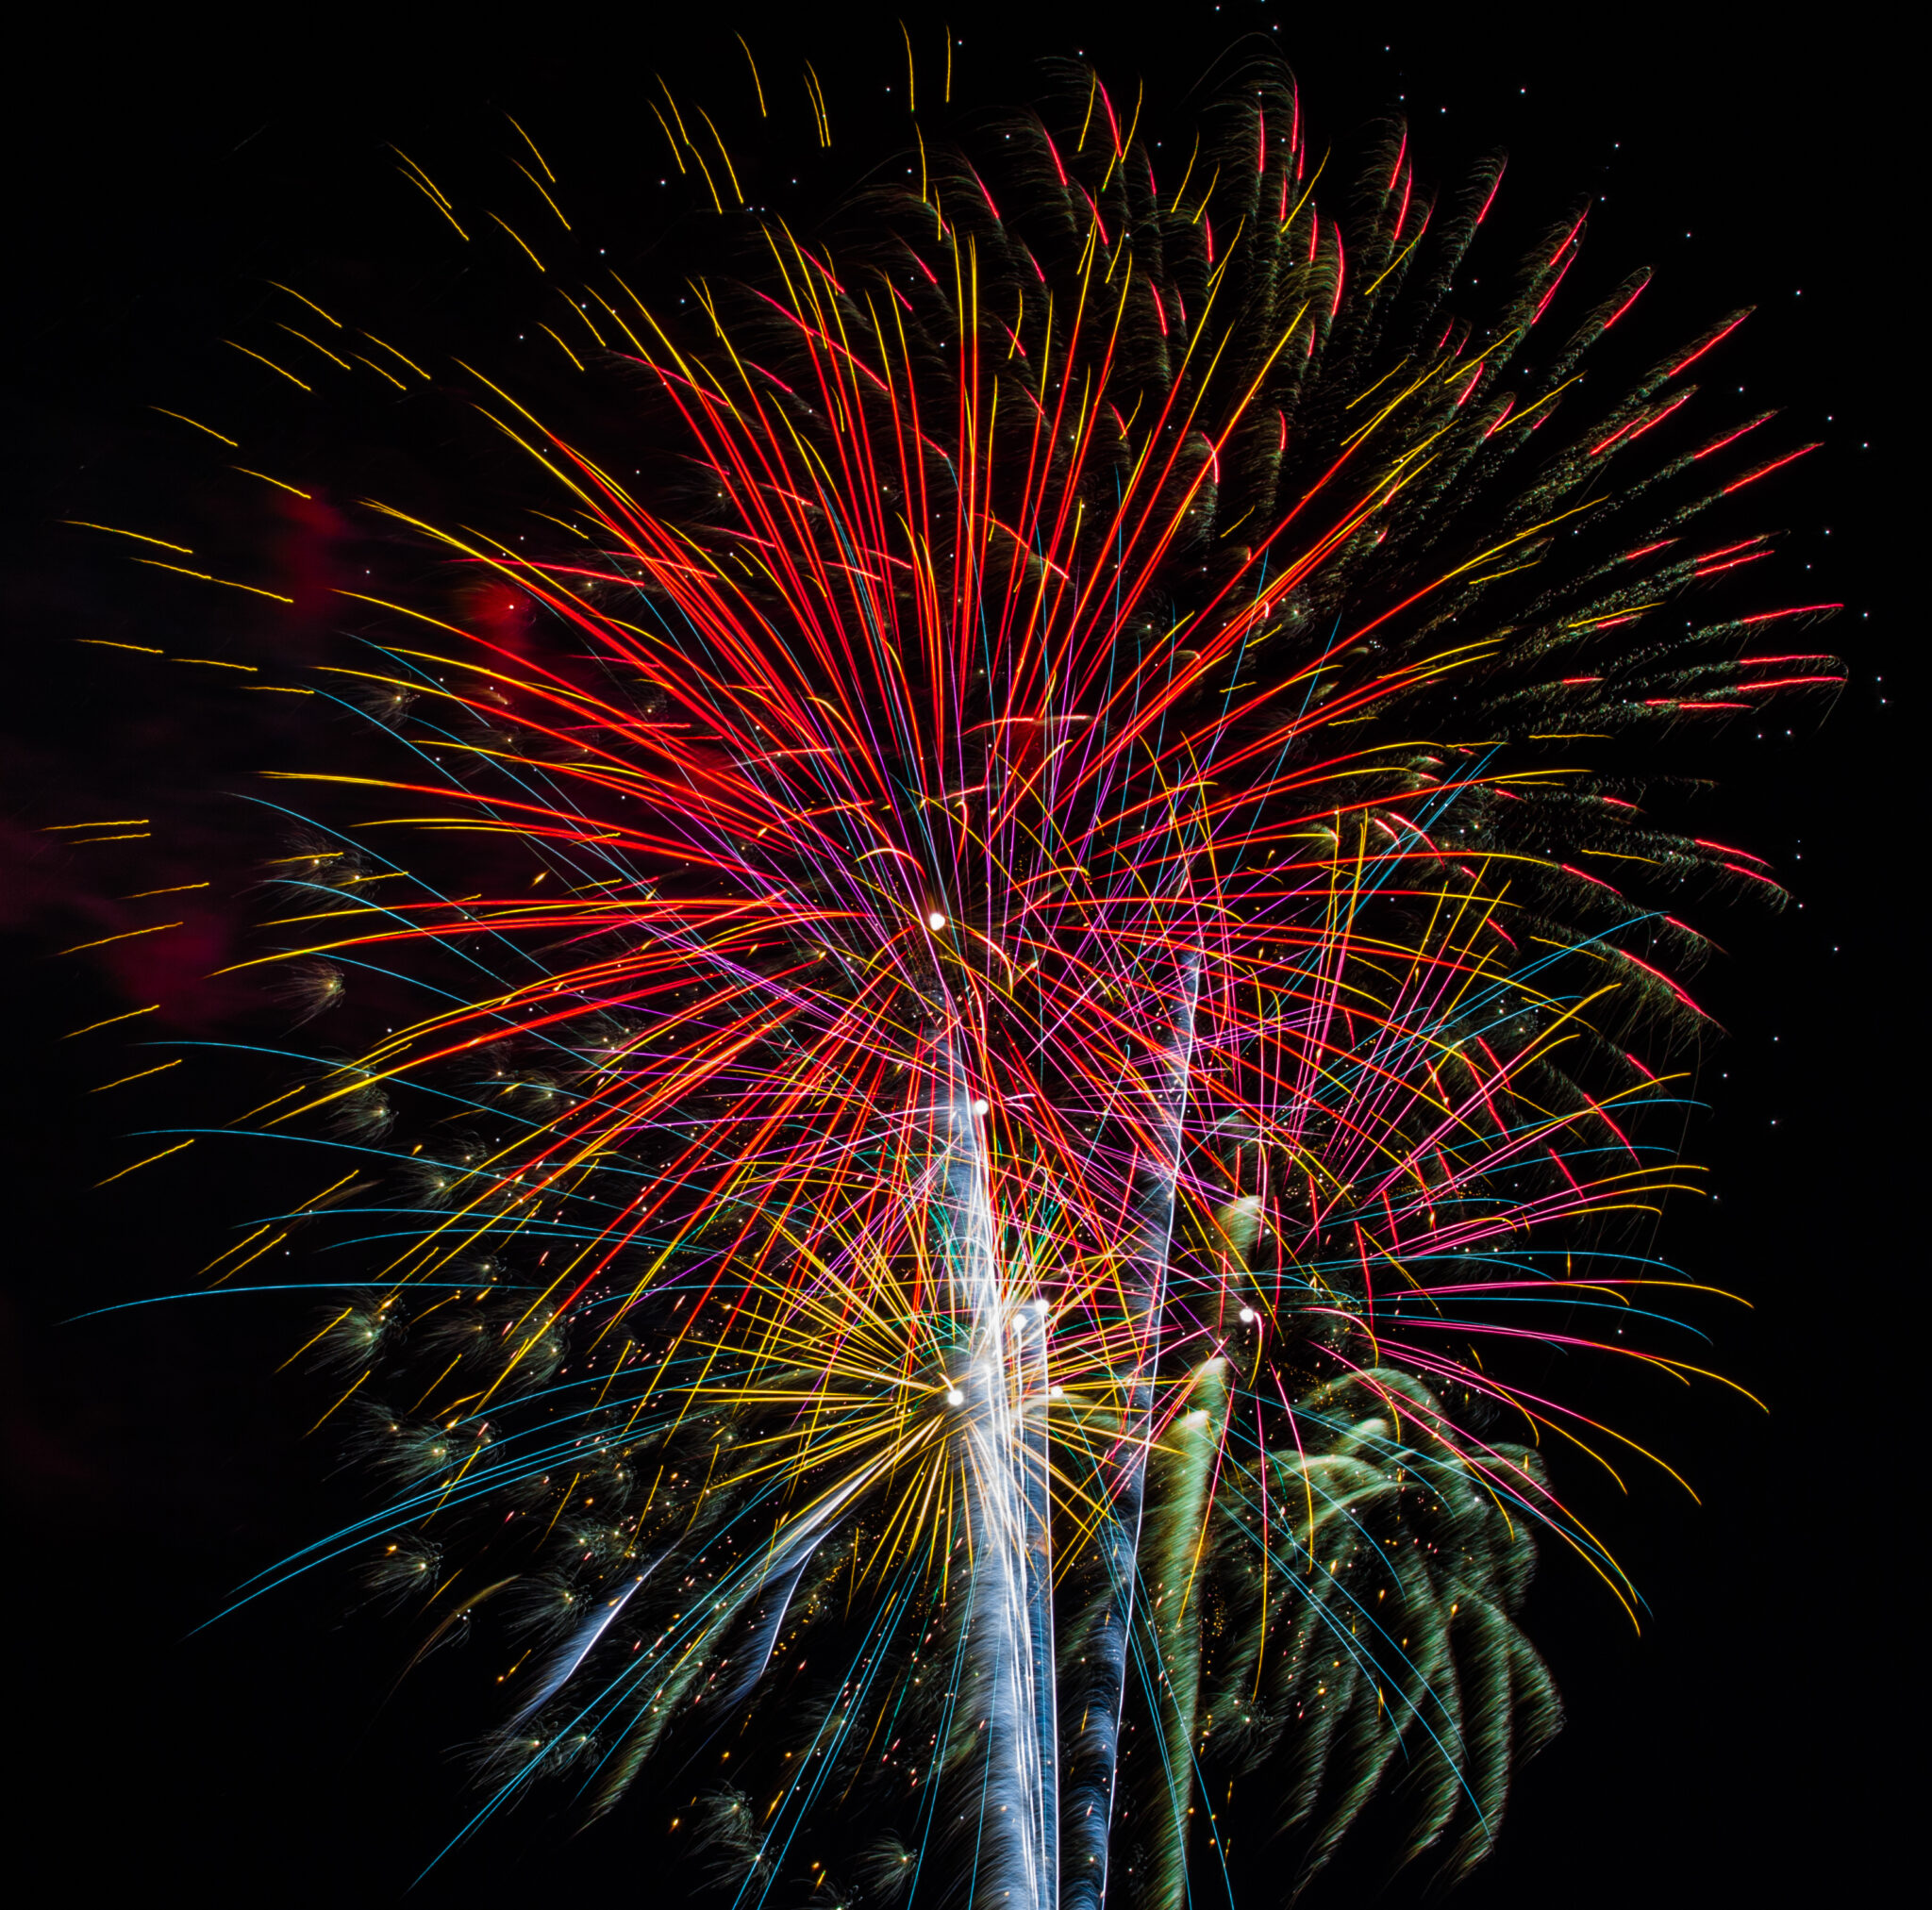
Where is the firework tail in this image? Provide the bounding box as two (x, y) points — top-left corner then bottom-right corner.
(1022, 1301), (1058, 1906)
(1062, 954), (1201, 1910)
(937, 1033), (1054, 1910)
(1144, 1358), (1225, 1910)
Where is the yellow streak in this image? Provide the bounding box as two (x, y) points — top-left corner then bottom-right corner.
(279, 1306), (352, 1371)
(505, 113), (555, 182)
(96, 1138), (193, 1186)
(90, 1058), (181, 1093)
(488, 211), (546, 272)
(58, 922), (181, 955)
(695, 108), (744, 204)
(354, 354), (408, 391)
(514, 159), (571, 229)
(232, 466), (312, 499)
(538, 324), (585, 372)
(266, 281), (342, 327)
(305, 1369), (370, 1435)
(737, 35), (767, 115)
(362, 333), (431, 379)
(63, 1003), (159, 1038)
(148, 407), (238, 445)
(224, 340), (310, 390)
(62, 521), (193, 554)
(134, 559), (293, 604)
(277, 323), (353, 371)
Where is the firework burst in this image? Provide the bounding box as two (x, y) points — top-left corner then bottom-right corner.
(140, 48), (1840, 1905)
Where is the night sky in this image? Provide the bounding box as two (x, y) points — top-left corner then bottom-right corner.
(2, 8), (1903, 1903)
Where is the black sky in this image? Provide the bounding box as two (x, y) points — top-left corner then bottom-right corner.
(2, 6), (1905, 1904)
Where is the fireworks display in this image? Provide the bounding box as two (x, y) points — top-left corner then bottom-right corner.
(75, 39), (1847, 1906)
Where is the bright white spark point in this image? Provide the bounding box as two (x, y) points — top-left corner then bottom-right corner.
(1239, 1306), (1256, 1322)
(927, 911), (946, 929)
(946, 1387), (964, 1405)
(972, 1098), (990, 1116)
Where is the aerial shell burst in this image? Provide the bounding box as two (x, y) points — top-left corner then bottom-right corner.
(181, 51), (1840, 1906)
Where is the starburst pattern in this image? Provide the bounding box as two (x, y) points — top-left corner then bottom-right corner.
(178, 57), (1838, 1904)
